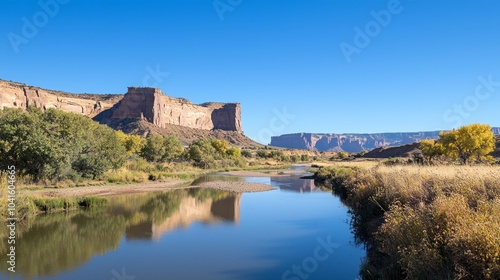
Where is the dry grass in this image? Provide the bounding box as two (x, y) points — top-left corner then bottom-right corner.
(317, 164), (500, 279)
(312, 159), (380, 169)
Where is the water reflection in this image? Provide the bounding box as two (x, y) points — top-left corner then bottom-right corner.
(124, 191), (241, 240)
(197, 172), (325, 193)
(0, 173), (365, 280)
(270, 177), (322, 193)
(0, 188), (239, 279)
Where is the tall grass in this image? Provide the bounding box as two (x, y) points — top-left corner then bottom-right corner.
(0, 195), (107, 221)
(316, 164), (500, 280)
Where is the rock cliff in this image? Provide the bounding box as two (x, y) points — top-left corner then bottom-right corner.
(0, 80), (122, 117)
(96, 87), (242, 132)
(271, 132), (435, 152)
(271, 130), (500, 153)
(0, 80), (255, 145)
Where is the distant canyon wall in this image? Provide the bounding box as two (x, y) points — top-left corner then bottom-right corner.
(271, 131), (442, 153)
(272, 130), (500, 152)
(0, 80), (243, 133)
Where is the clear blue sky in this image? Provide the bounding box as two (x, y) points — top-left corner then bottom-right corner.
(1, 0), (500, 144)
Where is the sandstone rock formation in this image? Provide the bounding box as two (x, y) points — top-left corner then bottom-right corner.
(0, 79), (258, 146)
(97, 87), (242, 132)
(0, 80), (122, 117)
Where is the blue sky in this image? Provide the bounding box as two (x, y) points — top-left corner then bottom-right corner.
(1, 0), (500, 144)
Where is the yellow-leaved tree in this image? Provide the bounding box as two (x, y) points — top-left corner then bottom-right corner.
(439, 123), (495, 164)
(420, 139), (445, 164)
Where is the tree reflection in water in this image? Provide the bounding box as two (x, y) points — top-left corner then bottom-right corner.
(0, 188), (240, 279)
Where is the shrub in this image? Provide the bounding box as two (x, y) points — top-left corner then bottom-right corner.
(241, 150), (253, 158)
(256, 150), (269, 158)
(290, 155), (300, 162)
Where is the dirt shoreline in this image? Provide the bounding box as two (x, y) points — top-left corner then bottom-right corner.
(220, 167), (309, 177)
(27, 175), (277, 198)
(29, 180), (191, 198)
(196, 181), (274, 193)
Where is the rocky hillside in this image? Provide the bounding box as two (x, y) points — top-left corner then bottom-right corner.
(0, 79), (260, 147)
(363, 143), (421, 158)
(364, 135), (500, 159)
(109, 118), (262, 148)
(271, 130), (500, 153)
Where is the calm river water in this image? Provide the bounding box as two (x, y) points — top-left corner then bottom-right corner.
(1, 169), (365, 280)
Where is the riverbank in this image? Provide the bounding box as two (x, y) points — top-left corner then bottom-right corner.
(30, 179), (190, 197)
(0, 167), (284, 221)
(315, 164), (500, 279)
(30, 178), (275, 197)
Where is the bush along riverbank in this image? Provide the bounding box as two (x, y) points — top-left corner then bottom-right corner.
(315, 165), (500, 280)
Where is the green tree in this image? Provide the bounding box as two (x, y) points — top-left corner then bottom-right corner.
(187, 138), (217, 168)
(290, 155), (300, 163)
(0, 107), (127, 181)
(73, 125), (127, 179)
(140, 135), (183, 162)
(256, 150), (269, 159)
(301, 154), (310, 162)
(187, 138), (244, 168)
(163, 135), (184, 162)
(0, 108), (59, 180)
(269, 150), (285, 160)
(439, 124), (495, 164)
(241, 150), (252, 158)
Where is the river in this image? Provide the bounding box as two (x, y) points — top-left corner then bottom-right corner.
(0, 168), (365, 280)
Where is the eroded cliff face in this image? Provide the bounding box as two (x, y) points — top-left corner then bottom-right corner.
(103, 87), (243, 132)
(0, 80), (243, 134)
(271, 130), (500, 153)
(0, 80), (121, 117)
(271, 132), (442, 153)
